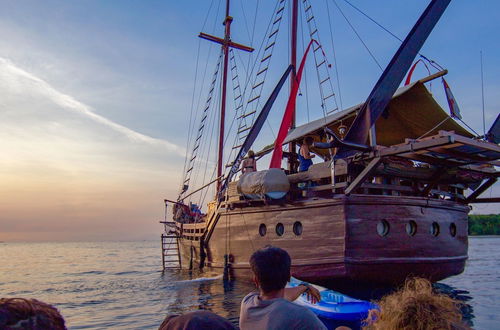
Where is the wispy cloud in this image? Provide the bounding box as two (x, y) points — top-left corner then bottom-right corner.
(0, 57), (185, 156)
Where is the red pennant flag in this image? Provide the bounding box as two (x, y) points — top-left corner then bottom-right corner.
(269, 39), (317, 168)
(442, 78), (462, 120)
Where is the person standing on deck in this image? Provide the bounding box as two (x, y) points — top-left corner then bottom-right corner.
(298, 137), (315, 172)
(241, 150), (257, 174)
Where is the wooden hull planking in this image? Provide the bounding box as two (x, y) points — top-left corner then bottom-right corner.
(176, 195), (468, 287)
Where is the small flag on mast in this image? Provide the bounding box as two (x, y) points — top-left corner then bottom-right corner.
(442, 78), (462, 120)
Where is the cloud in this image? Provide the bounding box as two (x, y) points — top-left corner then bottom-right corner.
(0, 57), (185, 156)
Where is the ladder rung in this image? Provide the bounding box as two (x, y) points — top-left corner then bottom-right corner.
(184, 178), (190, 183)
(190, 155), (196, 162)
(231, 65), (236, 70)
(192, 145), (199, 152)
(320, 77), (330, 84)
(265, 42), (275, 52)
(186, 167), (194, 173)
(235, 105), (243, 110)
(261, 53), (272, 62)
(273, 16), (282, 25)
(233, 144), (244, 149)
(305, 5), (311, 12)
(239, 134), (249, 140)
(324, 93), (335, 100)
(269, 29), (278, 39)
(307, 15), (314, 23)
(256, 67), (268, 76)
(238, 110), (256, 119)
(252, 81), (264, 90)
(238, 126), (251, 134)
(310, 29), (317, 36)
(235, 95), (241, 100)
(248, 95), (260, 103)
(276, 7), (284, 15)
(232, 75), (238, 81)
(314, 45), (322, 52)
(327, 107), (338, 114)
(316, 60), (326, 68)
(233, 85), (240, 91)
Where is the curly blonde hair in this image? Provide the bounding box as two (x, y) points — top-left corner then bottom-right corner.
(363, 278), (469, 330)
(0, 298), (66, 329)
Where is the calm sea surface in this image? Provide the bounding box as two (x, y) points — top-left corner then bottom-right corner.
(1, 237), (499, 329)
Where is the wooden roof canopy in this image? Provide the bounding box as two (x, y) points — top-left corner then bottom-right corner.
(283, 81), (473, 158)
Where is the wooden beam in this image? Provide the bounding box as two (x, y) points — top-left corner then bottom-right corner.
(418, 69), (448, 84)
(465, 177), (498, 203)
(345, 157), (382, 195)
(421, 168), (446, 196)
(470, 197), (500, 204)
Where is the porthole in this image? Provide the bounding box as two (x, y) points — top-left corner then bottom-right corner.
(293, 221), (303, 236)
(430, 222), (440, 237)
(449, 223), (457, 237)
(259, 223), (266, 237)
(276, 223), (284, 236)
(377, 220), (390, 237)
(406, 221), (417, 236)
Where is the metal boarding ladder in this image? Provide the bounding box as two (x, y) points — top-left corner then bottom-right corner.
(161, 222), (181, 269)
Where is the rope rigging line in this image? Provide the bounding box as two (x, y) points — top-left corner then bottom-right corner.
(196, 78), (220, 206)
(301, 0), (340, 118)
(331, 0), (383, 71)
(340, 0), (446, 71)
(180, 39), (203, 194)
(299, 6), (311, 122)
(180, 50), (224, 199)
(233, 0), (287, 151)
(325, 0), (343, 111)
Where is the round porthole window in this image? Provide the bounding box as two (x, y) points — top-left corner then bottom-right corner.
(406, 221), (417, 236)
(276, 223), (284, 236)
(449, 223), (457, 237)
(259, 224), (266, 237)
(430, 222), (440, 237)
(293, 221), (303, 236)
(377, 220), (390, 237)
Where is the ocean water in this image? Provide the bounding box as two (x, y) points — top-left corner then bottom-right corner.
(0, 237), (499, 329)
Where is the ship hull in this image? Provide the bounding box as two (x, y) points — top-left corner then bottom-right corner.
(177, 195), (468, 288)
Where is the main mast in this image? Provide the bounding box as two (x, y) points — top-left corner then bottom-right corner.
(199, 0), (253, 194)
(288, 0), (298, 172)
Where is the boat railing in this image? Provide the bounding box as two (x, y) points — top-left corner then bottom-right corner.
(291, 130), (498, 202)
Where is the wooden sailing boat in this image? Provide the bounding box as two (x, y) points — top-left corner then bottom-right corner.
(160, 0), (500, 289)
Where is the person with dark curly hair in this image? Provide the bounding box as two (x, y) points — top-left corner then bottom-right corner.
(0, 297), (66, 330)
(239, 246), (326, 330)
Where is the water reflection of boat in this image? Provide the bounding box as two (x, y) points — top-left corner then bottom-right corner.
(160, 0), (500, 289)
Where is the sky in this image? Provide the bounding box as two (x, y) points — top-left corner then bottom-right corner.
(0, 0), (498, 242)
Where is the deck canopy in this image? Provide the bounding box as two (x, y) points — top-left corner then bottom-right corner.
(284, 82), (473, 155)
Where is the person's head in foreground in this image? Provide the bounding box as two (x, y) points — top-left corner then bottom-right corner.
(0, 297), (66, 330)
(363, 277), (469, 330)
(159, 310), (236, 330)
(240, 246), (326, 330)
(250, 245), (291, 293)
